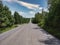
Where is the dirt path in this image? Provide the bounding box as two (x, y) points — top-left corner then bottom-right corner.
(0, 23), (60, 45)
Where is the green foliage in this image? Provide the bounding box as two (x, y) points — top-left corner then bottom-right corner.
(38, 19), (45, 28)
(22, 18), (30, 23)
(44, 0), (60, 39)
(32, 0), (60, 39)
(0, 1), (15, 33)
(0, 1), (29, 28)
(14, 11), (30, 24)
(0, 1), (30, 33)
(45, 0), (60, 29)
(32, 13), (43, 24)
(0, 25), (17, 33)
(0, 1), (14, 28)
(14, 12), (21, 24)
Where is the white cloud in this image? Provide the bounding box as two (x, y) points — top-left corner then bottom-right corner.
(18, 11), (25, 15)
(2, 0), (49, 18)
(2, 0), (40, 10)
(39, 7), (43, 10)
(17, 11), (35, 18)
(29, 11), (35, 14)
(43, 8), (49, 12)
(28, 11), (35, 18)
(39, 8), (49, 13)
(18, 11), (28, 17)
(39, 11), (42, 13)
(2, 0), (12, 2)
(17, 1), (40, 10)
(11, 11), (15, 15)
(2, 0), (17, 1)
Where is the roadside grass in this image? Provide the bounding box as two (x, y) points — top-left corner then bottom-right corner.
(45, 28), (60, 39)
(0, 25), (18, 34)
(38, 23), (60, 39)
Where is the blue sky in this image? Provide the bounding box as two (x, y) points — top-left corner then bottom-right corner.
(2, 0), (48, 18)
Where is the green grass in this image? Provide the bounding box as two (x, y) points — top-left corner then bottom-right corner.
(0, 25), (18, 34)
(38, 23), (60, 39)
(43, 27), (60, 39)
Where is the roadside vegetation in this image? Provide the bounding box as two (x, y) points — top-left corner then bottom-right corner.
(32, 0), (60, 39)
(0, 1), (30, 33)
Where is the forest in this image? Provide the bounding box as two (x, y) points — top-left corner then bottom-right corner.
(32, 0), (60, 39)
(0, 1), (30, 33)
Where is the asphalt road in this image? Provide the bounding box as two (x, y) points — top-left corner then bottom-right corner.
(0, 23), (60, 45)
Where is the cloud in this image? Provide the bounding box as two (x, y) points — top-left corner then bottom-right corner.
(2, 0), (17, 2)
(11, 11), (14, 15)
(17, 1), (40, 10)
(39, 11), (42, 13)
(39, 7), (43, 10)
(2, 0), (40, 10)
(43, 8), (49, 12)
(2, 0), (18, 3)
(39, 7), (49, 13)
(18, 11), (25, 15)
(2, 0), (49, 18)
(29, 11), (35, 14)
(17, 11), (35, 18)
(18, 11), (28, 17)
(2, 0), (12, 2)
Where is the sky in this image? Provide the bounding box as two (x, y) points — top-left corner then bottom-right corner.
(2, 0), (48, 18)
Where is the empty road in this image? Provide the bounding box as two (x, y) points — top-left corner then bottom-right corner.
(0, 23), (60, 45)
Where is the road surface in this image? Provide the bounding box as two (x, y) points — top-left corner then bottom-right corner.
(0, 23), (60, 45)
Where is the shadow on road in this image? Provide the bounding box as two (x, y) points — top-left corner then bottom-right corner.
(33, 27), (49, 35)
(40, 29), (49, 35)
(33, 27), (40, 29)
(32, 25), (60, 45)
(38, 37), (60, 45)
(33, 26), (60, 45)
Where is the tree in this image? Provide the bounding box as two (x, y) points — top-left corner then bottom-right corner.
(14, 11), (30, 24)
(42, 0), (60, 39)
(46, 0), (60, 29)
(0, 1), (15, 28)
(14, 12), (20, 24)
(32, 12), (43, 24)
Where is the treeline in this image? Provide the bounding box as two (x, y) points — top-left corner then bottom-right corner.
(0, 1), (30, 30)
(14, 12), (30, 24)
(32, 0), (60, 39)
